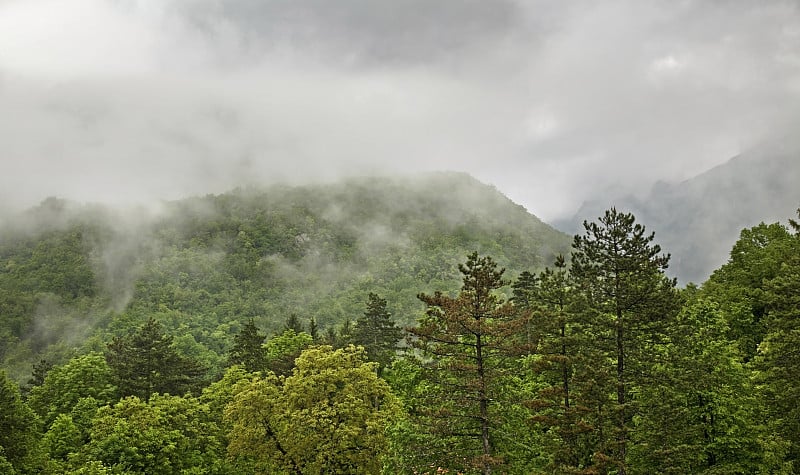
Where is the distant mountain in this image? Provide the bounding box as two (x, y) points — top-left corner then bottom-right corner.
(0, 172), (571, 380)
(554, 142), (800, 284)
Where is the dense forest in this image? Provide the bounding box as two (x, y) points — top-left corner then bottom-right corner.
(1, 173), (799, 474)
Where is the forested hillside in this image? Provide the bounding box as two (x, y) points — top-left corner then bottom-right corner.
(0, 172), (570, 381)
(2, 174), (800, 474)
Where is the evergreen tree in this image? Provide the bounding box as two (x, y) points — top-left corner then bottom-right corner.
(308, 316), (319, 342)
(106, 318), (206, 400)
(521, 255), (595, 473)
(337, 318), (355, 348)
(353, 293), (403, 374)
(322, 326), (338, 347)
(284, 313), (305, 334)
(227, 319), (267, 373)
(511, 270), (538, 309)
(570, 209), (680, 474)
(409, 252), (526, 474)
(23, 358), (53, 396)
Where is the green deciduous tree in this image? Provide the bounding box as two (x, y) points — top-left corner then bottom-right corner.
(42, 413), (83, 466)
(82, 394), (225, 474)
(27, 352), (117, 429)
(0, 370), (42, 473)
(702, 222), (796, 361)
(631, 299), (771, 474)
(225, 345), (398, 474)
(754, 211), (800, 470)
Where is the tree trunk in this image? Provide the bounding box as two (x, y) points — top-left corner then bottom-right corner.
(476, 333), (492, 475)
(616, 307), (626, 475)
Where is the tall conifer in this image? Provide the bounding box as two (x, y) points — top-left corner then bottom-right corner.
(570, 209), (680, 474)
(409, 252), (527, 474)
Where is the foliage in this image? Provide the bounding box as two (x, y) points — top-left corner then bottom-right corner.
(631, 299), (767, 474)
(82, 394), (225, 474)
(2, 179), (800, 475)
(352, 292), (403, 374)
(225, 345), (399, 474)
(226, 319), (267, 373)
(570, 208), (681, 473)
(753, 213), (800, 470)
(27, 353), (117, 429)
(0, 370), (42, 473)
(264, 329), (314, 376)
(702, 222), (796, 360)
(409, 252), (528, 474)
(518, 255), (597, 473)
(105, 318), (206, 400)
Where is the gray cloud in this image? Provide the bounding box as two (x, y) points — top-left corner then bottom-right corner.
(0, 0), (798, 221)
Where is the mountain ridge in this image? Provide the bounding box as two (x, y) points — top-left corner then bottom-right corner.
(554, 142), (800, 283)
(0, 171), (572, 381)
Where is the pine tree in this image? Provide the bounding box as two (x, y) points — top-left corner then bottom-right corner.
(106, 318), (205, 400)
(409, 252), (527, 474)
(308, 316), (319, 342)
(353, 293), (403, 374)
(23, 358), (53, 396)
(284, 313), (305, 334)
(337, 318), (355, 348)
(521, 255), (595, 473)
(227, 319), (267, 373)
(570, 208), (680, 474)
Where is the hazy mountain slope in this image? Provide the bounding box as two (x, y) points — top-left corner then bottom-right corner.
(0, 172), (571, 380)
(554, 142), (800, 284)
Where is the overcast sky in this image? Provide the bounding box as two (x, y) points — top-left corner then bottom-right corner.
(1, 0), (798, 221)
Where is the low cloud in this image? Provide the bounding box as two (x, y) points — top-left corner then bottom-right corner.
(1, 0), (798, 221)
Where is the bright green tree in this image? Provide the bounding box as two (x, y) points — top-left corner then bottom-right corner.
(27, 352), (117, 429)
(0, 370), (42, 473)
(225, 345), (398, 474)
(631, 299), (772, 474)
(82, 394), (225, 474)
(702, 222), (796, 361)
(42, 413), (83, 469)
(754, 211), (800, 470)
